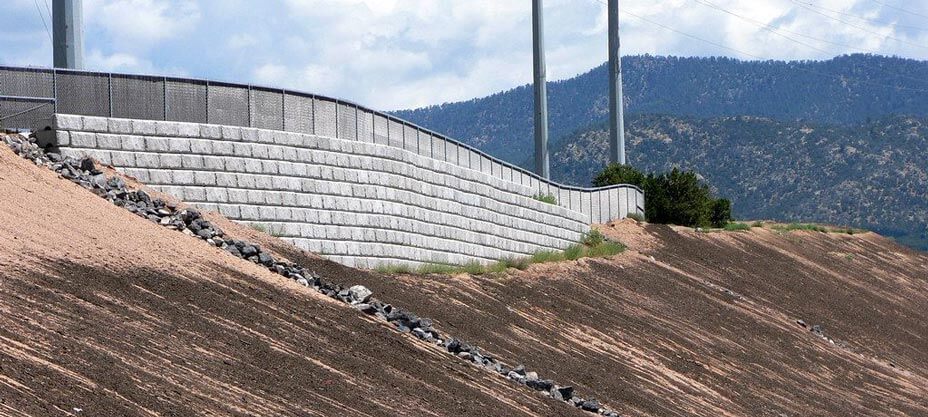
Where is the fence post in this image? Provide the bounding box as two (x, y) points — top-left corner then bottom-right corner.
(107, 73), (113, 117)
(52, 69), (58, 113)
(281, 89), (286, 131)
(247, 85), (252, 128)
(205, 81), (210, 124)
(162, 76), (168, 121)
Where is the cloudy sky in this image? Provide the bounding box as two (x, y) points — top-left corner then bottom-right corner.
(2, 0), (927, 110)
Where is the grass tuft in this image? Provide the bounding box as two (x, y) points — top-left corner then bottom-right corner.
(374, 229), (626, 276)
(532, 193), (558, 205)
(723, 222), (752, 231)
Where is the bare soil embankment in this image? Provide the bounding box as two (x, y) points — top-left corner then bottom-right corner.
(0, 141), (583, 416)
(267, 221), (928, 417)
(1, 135), (927, 417)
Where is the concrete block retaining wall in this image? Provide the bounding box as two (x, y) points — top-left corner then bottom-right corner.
(50, 115), (648, 268)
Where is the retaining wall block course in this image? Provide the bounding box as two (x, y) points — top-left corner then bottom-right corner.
(236, 174), (257, 189)
(154, 121), (179, 137)
(54, 115), (83, 130)
(121, 168), (149, 183)
(266, 145), (284, 160)
(212, 141), (234, 156)
(81, 116), (108, 133)
(181, 155), (205, 170)
(205, 188), (229, 203)
(218, 204), (241, 219)
(194, 171), (216, 186)
(223, 158), (244, 172)
(144, 137), (170, 153)
(266, 192), (283, 205)
(172, 170), (195, 184)
(240, 205), (260, 220)
(249, 192), (268, 205)
(110, 150), (137, 167)
(106, 118), (132, 134)
(232, 143), (253, 158)
(261, 160), (279, 175)
(134, 153), (160, 168)
(227, 189), (249, 204)
(190, 139), (213, 155)
(159, 154), (183, 169)
(200, 124), (223, 139)
(54, 131), (71, 147)
(183, 187), (206, 202)
(131, 120), (158, 136)
(257, 129), (275, 144)
(242, 128), (259, 142)
(70, 132), (97, 148)
(255, 175), (273, 190)
(243, 159), (263, 174)
(216, 173), (238, 188)
(203, 156), (225, 171)
(148, 170), (172, 184)
(177, 122), (200, 138)
(221, 126), (242, 141)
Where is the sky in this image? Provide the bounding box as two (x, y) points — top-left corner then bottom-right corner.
(1, 0), (927, 110)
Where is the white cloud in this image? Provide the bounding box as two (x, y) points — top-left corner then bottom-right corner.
(3, 0), (928, 109)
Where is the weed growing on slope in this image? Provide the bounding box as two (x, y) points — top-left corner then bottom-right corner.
(533, 193), (558, 205)
(723, 222), (752, 231)
(377, 230), (626, 276)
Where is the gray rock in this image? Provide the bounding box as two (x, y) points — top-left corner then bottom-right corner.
(551, 385), (574, 401)
(348, 285), (373, 304)
(296, 278), (309, 286)
(524, 371), (538, 382)
(581, 400), (601, 412)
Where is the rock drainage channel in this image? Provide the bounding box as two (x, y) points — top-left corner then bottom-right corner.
(4, 134), (623, 417)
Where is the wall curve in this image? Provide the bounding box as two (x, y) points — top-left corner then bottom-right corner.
(50, 115), (643, 268)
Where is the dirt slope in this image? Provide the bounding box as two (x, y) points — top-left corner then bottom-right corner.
(2, 137), (927, 417)
(0, 143), (584, 416)
(266, 222), (928, 417)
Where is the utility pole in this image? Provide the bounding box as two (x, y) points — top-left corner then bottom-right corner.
(53, 0), (84, 69)
(608, 0), (626, 165)
(532, 0), (550, 179)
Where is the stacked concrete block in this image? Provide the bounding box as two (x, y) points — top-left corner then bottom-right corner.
(53, 114), (643, 268)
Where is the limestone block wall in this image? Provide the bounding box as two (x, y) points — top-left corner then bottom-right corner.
(50, 115), (637, 268)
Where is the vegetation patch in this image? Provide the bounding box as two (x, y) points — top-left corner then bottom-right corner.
(533, 193), (558, 205)
(377, 230), (625, 276)
(594, 164), (732, 228)
(723, 222), (752, 232)
(772, 223), (866, 235)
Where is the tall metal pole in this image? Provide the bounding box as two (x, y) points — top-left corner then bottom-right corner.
(532, 0), (550, 179)
(53, 0), (84, 69)
(608, 0), (626, 165)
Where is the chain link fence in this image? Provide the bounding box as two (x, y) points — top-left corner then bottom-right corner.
(0, 65), (643, 221)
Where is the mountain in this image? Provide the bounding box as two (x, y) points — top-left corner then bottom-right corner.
(394, 54), (928, 168)
(549, 114), (928, 250)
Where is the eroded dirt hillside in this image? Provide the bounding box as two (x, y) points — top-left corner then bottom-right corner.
(268, 222), (928, 417)
(0, 141), (585, 417)
(1, 135), (927, 417)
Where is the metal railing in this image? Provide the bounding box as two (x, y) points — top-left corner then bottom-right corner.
(0, 65), (643, 221)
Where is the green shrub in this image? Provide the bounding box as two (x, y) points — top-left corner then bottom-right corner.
(531, 250), (566, 264)
(375, 264), (414, 274)
(723, 222), (751, 231)
(751, 221), (764, 228)
(563, 244), (585, 261)
(710, 199), (732, 228)
(533, 193), (558, 205)
(462, 261), (487, 275)
(581, 229), (605, 247)
(587, 241), (625, 257)
(594, 164), (732, 229)
(416, 263), (460, 275)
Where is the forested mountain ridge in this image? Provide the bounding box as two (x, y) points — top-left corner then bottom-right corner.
(549, 114), (928, 250)
(394, 54), (928, 168)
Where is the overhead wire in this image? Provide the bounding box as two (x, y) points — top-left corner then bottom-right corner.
(33, 0), (53, 44)
(794, 1), (928, 32)
(582, 0), (928, 93)
(691, 0), (928, 86)
(789, 0), (928, 51)
(868, 0), (928, 20)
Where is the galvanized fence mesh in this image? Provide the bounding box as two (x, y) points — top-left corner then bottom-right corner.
(0, 65), (644, 220)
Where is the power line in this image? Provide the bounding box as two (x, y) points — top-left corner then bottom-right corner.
(796, 1), (928, 32)
(790, 0), (928, 51)
(692, 0), (928, 86)
(33, 0), (52, 44)
(583, 0), (928, 93)
(868, 0), (928, 21)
